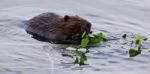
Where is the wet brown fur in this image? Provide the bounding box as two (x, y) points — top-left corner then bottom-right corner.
(25, 12), (91, 43)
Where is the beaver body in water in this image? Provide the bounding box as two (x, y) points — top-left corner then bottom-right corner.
(25, 12), (91, 43)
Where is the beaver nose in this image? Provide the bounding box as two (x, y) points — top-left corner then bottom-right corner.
(87, 23), (91, 28)
(86, 23), (91, 32)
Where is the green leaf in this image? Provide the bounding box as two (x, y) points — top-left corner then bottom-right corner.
(98, 32), (105, 38)
(135, 39), (140, 45)
(137, 44), (142, 50)
(80, 36), (89, 48)
(97, 32), (104, 37)
(90, 37), (100, 44)
(133, 35), (145, 45)
(74, 57), (79, 64)
(81, 52), (87, 61)
(134, 35), (144, 40)
(97, 32), (106, 41)
(79, 52), (86, 65)
(129, 48), (141, 57)
(88, 32), (106, 44)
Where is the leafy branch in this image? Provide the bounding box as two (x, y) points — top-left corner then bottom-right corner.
(64, 32), (149, 66)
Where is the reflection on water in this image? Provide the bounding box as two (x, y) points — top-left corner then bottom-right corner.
(0, 0), (150, 74)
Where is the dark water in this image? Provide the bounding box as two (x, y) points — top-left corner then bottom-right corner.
(0, 0), (150, 74)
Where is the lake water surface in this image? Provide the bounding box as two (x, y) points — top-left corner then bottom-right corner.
(0, 0), (150, 74)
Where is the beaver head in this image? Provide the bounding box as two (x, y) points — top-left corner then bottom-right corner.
(55, 15), (91, 41)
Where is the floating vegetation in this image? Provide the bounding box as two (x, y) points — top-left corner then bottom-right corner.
(65, 47), (88, 65)
(64, 32), (107, 65)
(63, 32), (149, 65)
(129, 35), (147, 57)
(80, 32), (106, 48)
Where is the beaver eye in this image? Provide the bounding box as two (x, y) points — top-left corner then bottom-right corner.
(77, 19), (80, 21)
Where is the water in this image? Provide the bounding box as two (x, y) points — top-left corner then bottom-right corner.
(0, 0), (150, 74)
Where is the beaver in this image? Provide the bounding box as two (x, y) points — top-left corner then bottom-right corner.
(25, 12), (91, 44)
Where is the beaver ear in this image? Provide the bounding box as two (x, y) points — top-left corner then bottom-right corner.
(64, 15), (69, 21)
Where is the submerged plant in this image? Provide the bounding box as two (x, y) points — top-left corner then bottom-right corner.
(66, 47), (88, 65)
(78, 52), (87, 65)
